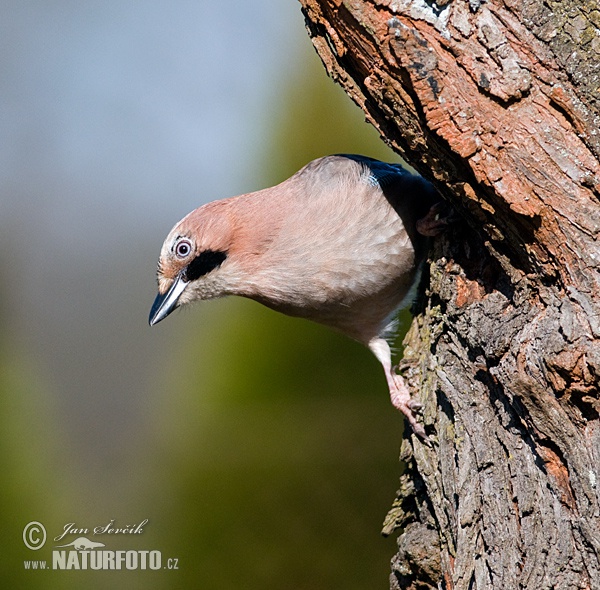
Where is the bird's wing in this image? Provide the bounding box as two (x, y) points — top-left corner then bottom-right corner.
(334, 154), (408, 188)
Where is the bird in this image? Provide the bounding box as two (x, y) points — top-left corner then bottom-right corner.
(149, 154), (445, 439)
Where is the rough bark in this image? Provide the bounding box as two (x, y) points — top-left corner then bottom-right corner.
(298, 1), (600, 588)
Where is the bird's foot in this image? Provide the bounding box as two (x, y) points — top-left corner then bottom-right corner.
(416, 202), (449, 237)
(369, 337), (432, 445)
(389, 374), (430, 445)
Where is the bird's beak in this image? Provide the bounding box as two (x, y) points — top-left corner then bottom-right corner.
(149, 273), (188, 326)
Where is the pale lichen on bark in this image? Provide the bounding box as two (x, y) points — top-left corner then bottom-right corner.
(299, 0), (600, 588)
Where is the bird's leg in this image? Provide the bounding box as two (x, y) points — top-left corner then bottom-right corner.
(368, 338), (428, 441)
(416, 202), (448, 237)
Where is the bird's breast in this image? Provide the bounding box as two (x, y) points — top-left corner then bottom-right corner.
(241, 210), (419, 342)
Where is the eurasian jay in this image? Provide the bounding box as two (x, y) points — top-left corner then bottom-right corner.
(149, 155), (444, 439)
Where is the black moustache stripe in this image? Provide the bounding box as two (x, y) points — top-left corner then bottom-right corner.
(184, 250), (228, 282)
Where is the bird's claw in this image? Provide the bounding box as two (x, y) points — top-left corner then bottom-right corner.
(407, 399), (423, 412)
(390, 386), (430, 444)
(405, 410), (432, 446)
(416, 202), (450, 237)
(399, 407), (432, 446)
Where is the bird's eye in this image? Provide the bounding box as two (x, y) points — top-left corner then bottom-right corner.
(175, 239), (192, 259)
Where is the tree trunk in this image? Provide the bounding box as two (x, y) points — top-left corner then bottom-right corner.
(298, 1), (600, 588)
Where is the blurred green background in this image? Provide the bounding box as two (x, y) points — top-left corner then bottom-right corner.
(1, 1), (409, 588)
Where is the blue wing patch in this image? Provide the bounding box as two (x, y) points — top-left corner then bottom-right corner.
(336, 154), (409, 188)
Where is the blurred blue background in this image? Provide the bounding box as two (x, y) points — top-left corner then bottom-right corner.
(1, 1), (407, 588)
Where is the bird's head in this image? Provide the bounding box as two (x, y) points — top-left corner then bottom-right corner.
(149, 201), (236, 326)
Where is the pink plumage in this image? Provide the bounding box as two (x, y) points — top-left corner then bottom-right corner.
(150, 155), (444, 439)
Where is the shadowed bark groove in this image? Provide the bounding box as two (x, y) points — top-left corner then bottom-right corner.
(299, 1), (600, 588)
